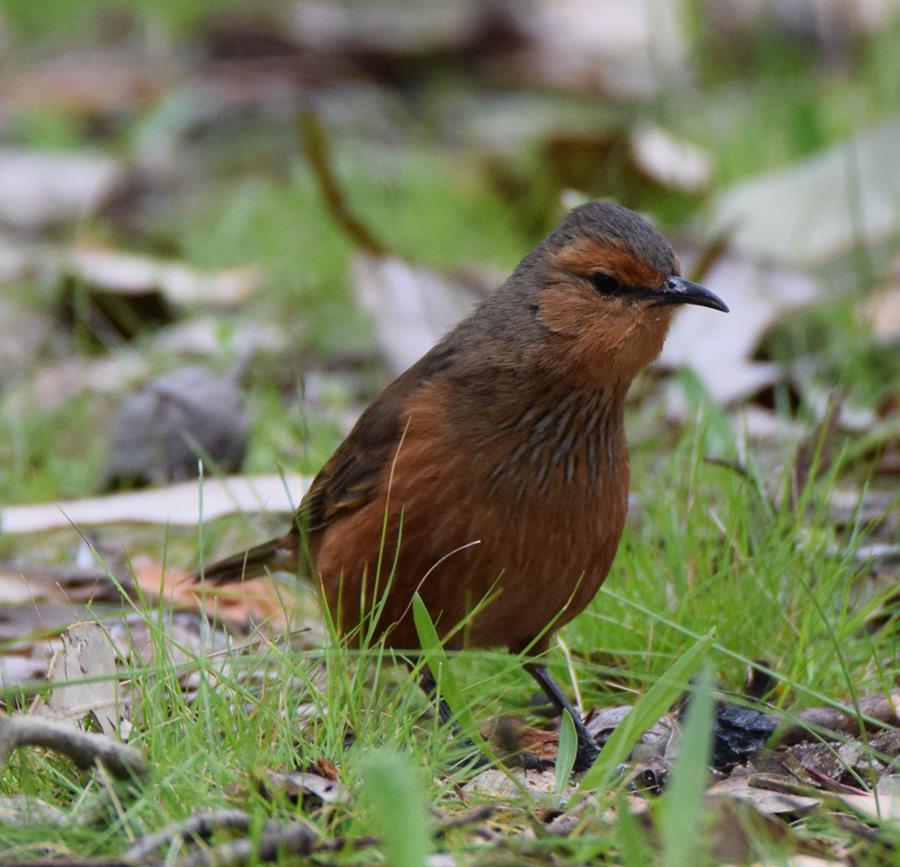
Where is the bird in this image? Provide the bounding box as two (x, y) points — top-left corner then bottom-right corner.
(192, 200), (728, 771)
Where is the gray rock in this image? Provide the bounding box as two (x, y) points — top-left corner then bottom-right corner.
(102, 366), (249, 489)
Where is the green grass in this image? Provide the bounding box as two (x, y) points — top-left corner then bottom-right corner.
(1, 414), (895, 861)
(1, 3), (899, 863)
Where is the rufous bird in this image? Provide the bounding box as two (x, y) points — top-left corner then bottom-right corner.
(193, 201), (728, 771)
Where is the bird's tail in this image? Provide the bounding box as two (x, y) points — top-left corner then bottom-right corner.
(191, 532), (298, 585)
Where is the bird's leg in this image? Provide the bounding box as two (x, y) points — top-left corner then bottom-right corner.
(525, 662), (600, 773)
(419, 664), (456, 728)
(417, 664), (551, 772)
(418, 664), (487, 770)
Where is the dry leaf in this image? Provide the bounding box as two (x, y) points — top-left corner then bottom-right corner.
(708, 118), (900, 266)
(40, 621), (121, 737)
(630, 124), (714, 194)
(513, 0), (688, 100)
(838, 774), (900, 822)
(352, 253), (493, 376)
(132, 557), (301, 630)
(465, 765), (561, 800)
(52, 245), (264, 307)
(707, 775), (820, 815)
(702, 794), (795, 863)
(659, 253), (820, 405)
(260, 769), (349, 805)
(1, 473), (309, 534)
(0, 148), (122, 232)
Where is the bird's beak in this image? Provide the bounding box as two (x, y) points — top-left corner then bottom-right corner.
(649, 277), (729, 313)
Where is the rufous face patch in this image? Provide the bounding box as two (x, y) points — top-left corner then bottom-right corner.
(550, 239), (665, 289)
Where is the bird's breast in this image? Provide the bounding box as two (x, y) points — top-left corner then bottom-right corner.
(314, 378), (631, 650)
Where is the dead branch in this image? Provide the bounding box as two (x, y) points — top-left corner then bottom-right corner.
(173, 820), (318, 867)
(0, 714), (147, 779)
(777, 689), (900, 746)
(299, 110), (387, 255)
(125, 810), (253, 861)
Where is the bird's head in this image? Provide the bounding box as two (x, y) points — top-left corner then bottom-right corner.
(525, 201), (727, 383)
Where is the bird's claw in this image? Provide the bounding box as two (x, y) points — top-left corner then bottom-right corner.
(519, 751), (555, 772)
(572, 741), (601, 774)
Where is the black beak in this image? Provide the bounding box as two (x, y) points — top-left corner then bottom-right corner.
(650, 277), (729, 313)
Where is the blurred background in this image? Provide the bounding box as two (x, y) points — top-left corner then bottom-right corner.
(1, 0), (899, 673)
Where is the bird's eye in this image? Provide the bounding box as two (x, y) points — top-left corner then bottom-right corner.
(592, 272), (621, 295)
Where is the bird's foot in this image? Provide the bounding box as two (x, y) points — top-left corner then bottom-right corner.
(518, 751), (554, 772)
(449, 744), (553, 774)
(572, 739), (601, 774)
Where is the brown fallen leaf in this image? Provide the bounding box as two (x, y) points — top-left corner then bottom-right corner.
(258, 769), (349, 807)
(132, 557), (299, 630)
(778, 690), (900, 745)
(464, 765), (560, 800)
(702, 794), (798, 864)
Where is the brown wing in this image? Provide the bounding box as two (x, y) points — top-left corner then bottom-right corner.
(194, 318), (466, 585)
(292, 341), (458, 535)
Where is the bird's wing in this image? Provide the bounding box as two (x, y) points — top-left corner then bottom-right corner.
(292, 343), (457, 534)
(294, 442), (382, 531)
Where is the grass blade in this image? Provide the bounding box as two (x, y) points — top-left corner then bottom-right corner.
(576, 630), (714, 796)
(617, 791), (655, 867)
(411, 593), (485, 749)
(360, 750), (431, 867)
(554, 709), (577, 797)
(660, 661), (715, 867)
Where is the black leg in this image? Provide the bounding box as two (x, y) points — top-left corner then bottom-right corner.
(417, 664), (551, 772)
(419, 664), (456, 728)
(526, 663), (600, 773)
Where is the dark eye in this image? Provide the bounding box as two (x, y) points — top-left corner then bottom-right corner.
(592, 272), (621, 295)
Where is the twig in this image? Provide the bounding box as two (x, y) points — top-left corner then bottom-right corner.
(0, 715), (147, 779)
(125, 810), (253, 861)
(173, 820), (318, 867)
(299, 110), (387, 255)
(434, 803), (498, 836)
(777, 689), (900, 745)
(688, 226), (732, 284)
